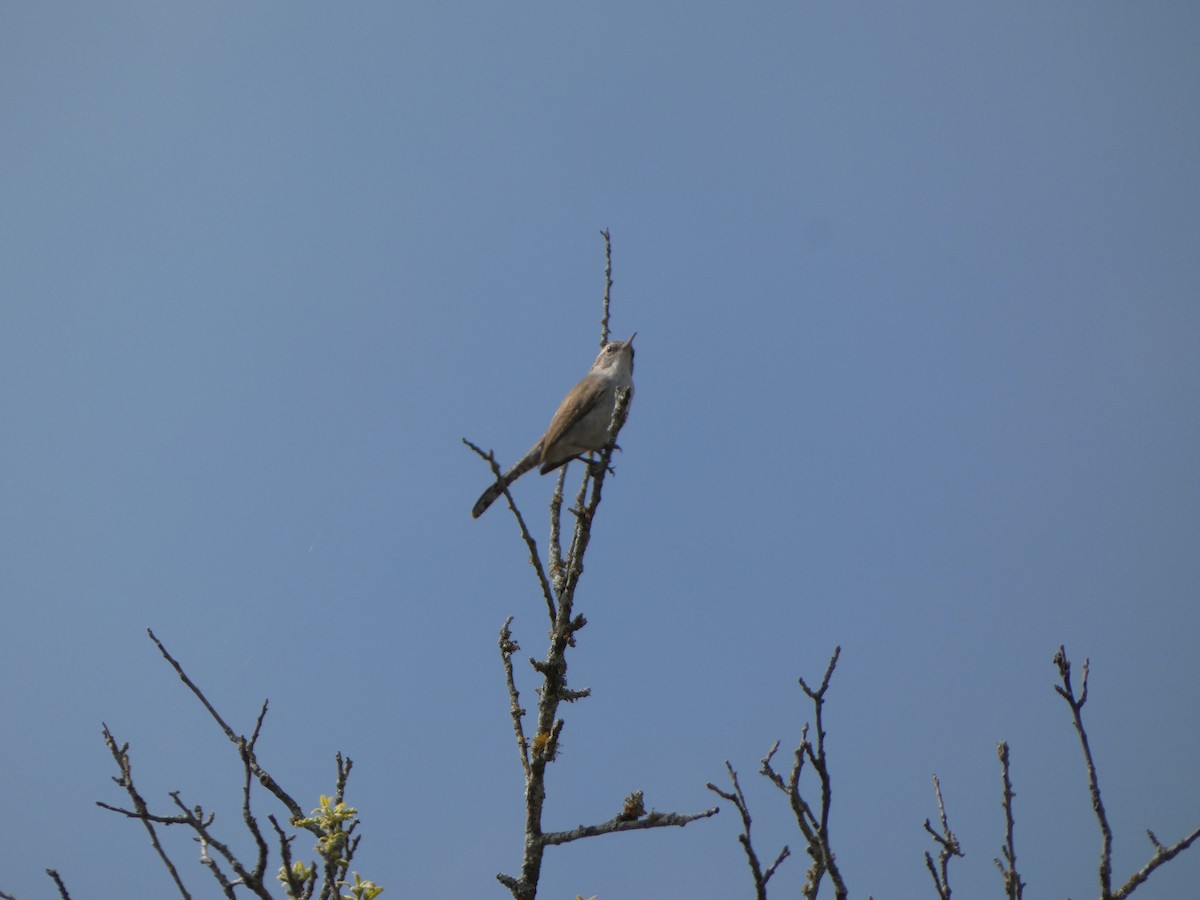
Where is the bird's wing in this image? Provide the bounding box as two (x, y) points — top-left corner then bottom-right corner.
(539, 374), (602, 470)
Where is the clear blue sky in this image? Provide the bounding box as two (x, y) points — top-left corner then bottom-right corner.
(2, 4), (1198, 899)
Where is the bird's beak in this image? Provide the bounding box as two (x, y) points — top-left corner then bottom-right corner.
(626, 332), (637, 346)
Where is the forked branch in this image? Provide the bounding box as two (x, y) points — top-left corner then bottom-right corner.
(923, 773), (963, 900)
(707, 761), (790, 900)
(747, 647), (846, 900)
(1054, 645), (1200, 899)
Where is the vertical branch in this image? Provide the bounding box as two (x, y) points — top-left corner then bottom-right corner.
(333, 753), (353, 805)
(599, 228), (613, 345)
(239, 701), (271, 886)
(495, 237), (714, 897)
(559, 386), (631, 601)
(505, 560), (590, 899)
(547, 468), (567, 597)
(993, 742), (1024, 900)
(1054, 646), (1113, 897)
(496, 367), (628, 900)
(499, 618), (531, 779)
(923, 774), (962, 900)
(770, 729), (821, 897)
(797, 647), (847, 900)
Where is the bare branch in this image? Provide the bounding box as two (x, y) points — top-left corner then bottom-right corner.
(1113, 826), (1200, 898)
(146, 629), (308, 826)
(196, 832), (237, 899)
(707, 761), (789, 899)
(1055, 645), (1200, 899)
(548, 467), (567, 595)
(599, 228), (613, 345)
(95, 800), (195, 826)
(923, 773), (963, 900)
(993, 742), (1024, 900)
(759, 739), (788, 791)
(797, 646), (841, 700)
(148, 628), (240, 741)
(97, 723), (192, 897)
(542, 803), (719, 847)
(752, 649), (847, 900)
(499, 618), (531, 778)
(1054, 645), (1113, 896)
(238, 732), (271, 886)
(165, 792), (274, 899)
(45, 870), (71, 900)
(798, 648), (847, 900)
(462, 438), (557, 623)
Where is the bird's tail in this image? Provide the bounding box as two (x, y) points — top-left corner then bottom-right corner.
(471, 442), (543, 518)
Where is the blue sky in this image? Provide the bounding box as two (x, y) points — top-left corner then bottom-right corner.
(2, 3), (1198, 899)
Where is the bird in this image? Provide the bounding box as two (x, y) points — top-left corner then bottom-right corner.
(472, 334), (636, 518)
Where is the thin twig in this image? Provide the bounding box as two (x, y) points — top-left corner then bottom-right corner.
(499, 618), (531, 778)
(599, 228), (613, 345)
(463, 439), (557, 623)
(238, 725), (270, 886)
(993, 742), (1024, 900)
